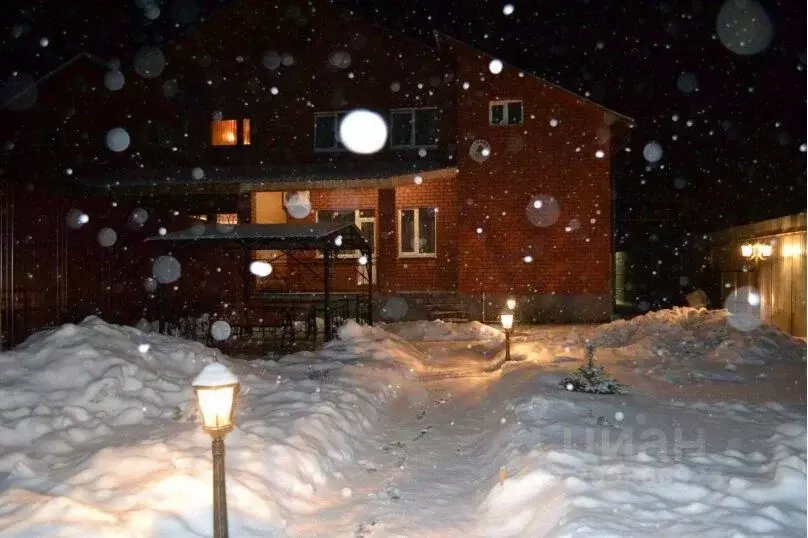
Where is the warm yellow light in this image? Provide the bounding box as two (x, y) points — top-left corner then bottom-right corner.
(757, 243), (773, 258)
(783, 243), (803, 258)
(506, 298), (516, 310)
(500, 313), (514, 330)
(193, 363), (239, 435)
(740, 244), (754, 258)
(195, 384), (238, 432)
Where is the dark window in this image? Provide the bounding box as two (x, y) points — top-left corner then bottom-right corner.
(490, 104), (505, 125)
(314, 112), (348, 150)
(507, 102), (523, 125)
(489, 101), (523, 126)
(400, 210), (415, 253)
(317, 209), (376, 256)
(391, 108), (439, 148)
(314, 115), (337, 149)
(414, 109), (438, 146)
(391, 112), (414, 147)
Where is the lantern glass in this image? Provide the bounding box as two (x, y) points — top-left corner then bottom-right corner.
(195, 383), (238, 432)
(500, 313), (514, 330)
(506, 298), (516, 310)
(740, 244), (754, 258)
(758, 244), (773, 258)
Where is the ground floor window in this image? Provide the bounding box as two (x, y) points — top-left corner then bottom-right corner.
(399, 208), (436, 256)
(316, 209), (376, 257)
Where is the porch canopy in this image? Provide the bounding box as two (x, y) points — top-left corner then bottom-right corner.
(146, 222), (373, 341)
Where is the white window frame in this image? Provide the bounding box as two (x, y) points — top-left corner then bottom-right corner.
(489, 100), (523, 126)
(398, 208), (437, 258)
(389, 107), (439, 149)
(313, 111), (348, 152)
(315, 209), (377, 258)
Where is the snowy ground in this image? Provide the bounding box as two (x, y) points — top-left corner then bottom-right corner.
(0, 309), (805, 537)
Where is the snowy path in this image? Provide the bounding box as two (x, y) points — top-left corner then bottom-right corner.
(290, 345), (530, 537)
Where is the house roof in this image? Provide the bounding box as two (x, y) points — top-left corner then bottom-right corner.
(80, 160), (457, 189)
(146, 222), (372, 251)
(433, 32), (634, 126)
(1, 53), (108, 110)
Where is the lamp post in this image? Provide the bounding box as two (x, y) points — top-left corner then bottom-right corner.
(500, 312), (514, 362)
(193, 362), (240, 538)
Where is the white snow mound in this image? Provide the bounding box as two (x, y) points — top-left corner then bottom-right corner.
(382, 320), (504, 342)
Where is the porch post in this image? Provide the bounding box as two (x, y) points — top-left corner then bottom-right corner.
(323, 248), (333, 341)
(366, 251), (373, 326)
(377, 188), (396, 295)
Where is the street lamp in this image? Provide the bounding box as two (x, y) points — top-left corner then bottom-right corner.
(193, 362), (240, 538)
(500, 312), (514, 362)
(506, 298), (516, 310)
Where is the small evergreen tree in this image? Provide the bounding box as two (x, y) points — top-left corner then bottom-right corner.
(560, 342), (625, 394)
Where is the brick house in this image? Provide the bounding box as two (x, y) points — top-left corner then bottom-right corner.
(0, 0), (631, 345)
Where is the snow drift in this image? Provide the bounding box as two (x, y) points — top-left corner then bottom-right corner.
(0, 317), (426, 537)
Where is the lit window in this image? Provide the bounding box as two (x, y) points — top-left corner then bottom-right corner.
(191, 214), (208, 221)
(314, 112), (348, 151)
(399, 208), (436, 256)
(211, 119), (251, 146)
(489, 100), (523, 126)
(216, 213), (239, 225)
(390, 108), (438, 148)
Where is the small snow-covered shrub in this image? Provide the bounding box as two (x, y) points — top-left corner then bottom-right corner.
(560, 365), (625, 394)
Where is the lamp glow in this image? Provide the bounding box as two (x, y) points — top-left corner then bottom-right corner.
(506, 298), (516, 310)
(740, 244), (754, 258)
(500, 313), (514, 330)
(758, 243), (773, 258)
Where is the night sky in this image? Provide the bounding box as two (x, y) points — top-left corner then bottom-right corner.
(1, 0), (806, 237)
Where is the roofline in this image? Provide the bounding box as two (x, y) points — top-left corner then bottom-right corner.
(432, 31), (634, 125)
(1, 52), (108, 110)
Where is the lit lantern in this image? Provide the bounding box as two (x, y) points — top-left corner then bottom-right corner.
(740, 244), (754, 258)
(506, 298), (516, 310)
(757, 243), (773, 258)
(500, 313), (514, 330)
(193, 361), (239, 537)
(193, 363), (239, 435)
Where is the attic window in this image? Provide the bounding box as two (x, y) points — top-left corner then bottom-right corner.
(211, 119), (251, 146)
(489, 100), (523, 126)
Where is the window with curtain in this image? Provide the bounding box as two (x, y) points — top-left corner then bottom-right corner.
(211, 119), (250, 146)
(399, 208), (436, 256)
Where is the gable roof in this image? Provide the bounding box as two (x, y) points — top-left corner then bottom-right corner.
(433, 32), (634, 126)
(0, 53), (109, 110)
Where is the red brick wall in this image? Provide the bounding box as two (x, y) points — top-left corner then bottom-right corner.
(441, 37), (614, 299)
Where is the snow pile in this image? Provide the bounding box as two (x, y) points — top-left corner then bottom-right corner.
(0, 318), (427, 536)
(590, 307), (806, 365)
(382, 320), (504, 342)
(0, 316), (213, 466)
(478, 389), (807, 537)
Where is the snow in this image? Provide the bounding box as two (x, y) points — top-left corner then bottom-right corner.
(382, 319), (504, 342)
(192, 362), (238, 387)
(0, 309), (804, 536)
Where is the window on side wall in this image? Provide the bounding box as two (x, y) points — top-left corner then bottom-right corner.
(211, 119), (251, 146)
(489, 100), (523, 126)
(314, 111), (348, 151)
(216, 213), (239, 225)
(316, 209), (376, 257)
(399, 208), (436, 257)
(390, 108), (438, 149)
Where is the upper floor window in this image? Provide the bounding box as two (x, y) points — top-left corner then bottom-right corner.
(314, 111), (348, 151)
(489, 100), (523, 126)
(390, 108), (438, 148)
(211, 119), (251, 146)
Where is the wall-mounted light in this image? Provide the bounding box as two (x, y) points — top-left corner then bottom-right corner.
(741, 242), (773, 262)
